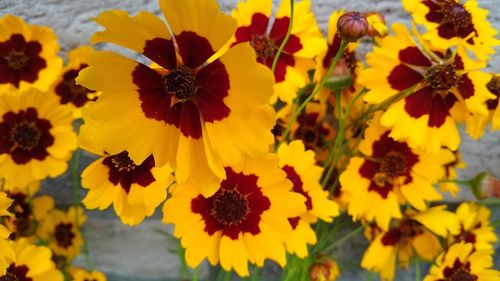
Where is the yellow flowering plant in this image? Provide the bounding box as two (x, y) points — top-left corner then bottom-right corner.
(0, 1), (499, 281)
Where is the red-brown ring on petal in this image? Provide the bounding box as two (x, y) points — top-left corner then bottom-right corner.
(282, 165), (312, 210)
(398, 46), (432, 67)
(486, 76), (500, 110)
(0, 107), (54, 164)
(143, 37), (177, 70)
(293, 112), (331, 152)
(381, 228), (402, 246)
(288, 217), (300, 230)
(102, 151), (156, 193)
(54, 222), (75, 249)
(175, 31), (216, 69)
(404, 86), (457, 127)
(442, 259), (477, 281)
(359, 132), (419, 198)
(5, 192), (35, 239)
(387, 64), (424, 91)
(454, 228), (477, 244)
(55, 64), (97, 107)
(191, 167), (271, 240)
(398, 219), (424, 239)
(1, 264), (32, 281)
(234, 13), (269, 45)
(457, 74), (474, 100)
(0, 34), (46, 88)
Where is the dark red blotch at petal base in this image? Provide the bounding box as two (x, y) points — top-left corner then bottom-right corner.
(398, 47), (432, 67)
(387, 64), (423, 91)
(191, 167), (271, 240)
(3, 264), (32, 281)
(55, 64), (97, 107)
(102, 151), (156, 193)
(358, 132), (419, 199)
(0, 107), (54, 164)
(282, 165), (311, 230)
(0, 34), (47, 88)
(233, 13), (302, 83)
(132, 32), (231, 139)
(404, 86), (457, 127)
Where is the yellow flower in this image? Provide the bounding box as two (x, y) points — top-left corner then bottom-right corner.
(0, 88), (77, 187)
(0, 238), (63, 281)
(277, 140), (339, 257)
(38, 206), (86, 261)
(231, 0), (326, 104)
(162, 154), (306, 277)
(359, 24), (494, 153)
(77, 0), (275, 197)
(362, 206), (459, 281)
(466, 74), (500, 139)
(402, 0), (500, 61)
(50, 46), (98, 119)
(340, 115), (451, 229)
(4, 190), (54, 241)
(0, 192), (14, 276)
(0, 15), (62, 92)
(424, 242), (500, 281)
(69, 267), (107, 281)
(309, 256), (341, 281)
(448, 202), (497, 251)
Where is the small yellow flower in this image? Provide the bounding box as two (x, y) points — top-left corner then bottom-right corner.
(69, 267), (107, 281)
(0, 192), (14, 276)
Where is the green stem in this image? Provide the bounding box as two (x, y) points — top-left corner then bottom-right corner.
(222, 269), (231, 281)
(271, 0), (294, 74)
(192, 266), (199, 281)
(279, 40), (349, 146)
(415, 257), (420, 281)
(322, 225), (363, 253)
(250, 266), (259, 281)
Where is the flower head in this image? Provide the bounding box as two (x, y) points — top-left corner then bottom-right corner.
(309, 256), (340, 281)
(0, 88), (77, 187)
(163, 154), (306, 276)
(69, 267), (107, 281)
(0, 192), (14, 275)
(466, 74), (500, 139)
(77, 0), (276, 196)
(0, 15), (62, 92)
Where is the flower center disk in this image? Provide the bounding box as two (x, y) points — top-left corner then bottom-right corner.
(211, 189), (250, 226)
(441, 1), (472, 29)
(9, 121), (41, 150)
(54, 223), (75, 248)
(110, 152), (137, 172)
(250, 35), (276, 59)
(373, 151), (408, 187)
(5, 50), (29, 71)
(164, 65), (197, 100)
(426, 63), (458, 92)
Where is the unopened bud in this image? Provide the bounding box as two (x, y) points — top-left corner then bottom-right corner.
(337, 12), (368, 42)
(483, 174), (500, 198)
(309, 257), (340, 281)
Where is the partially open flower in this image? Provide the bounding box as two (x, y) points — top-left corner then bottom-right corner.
(364, 12), (388, 38)
(309, 256), (340, 281)
(336, 12), (368, 42)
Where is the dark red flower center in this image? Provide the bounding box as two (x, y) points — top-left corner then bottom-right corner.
(164, 65), (197, 100)
(440, 259), (478, 281)
(486, 76), (499, 110)
(426, 63), (459, 93)
(6, 192), (35, 239)
(0, 34), (47, 87)
(250, 35), (277, 60)
(51, 255), (68, 271)
(54, 222), (75, 248)
(55, 64), (96, 107)
(359, 132), (419, 198)
(423, 0), (476, 41)
(102, 151), (156, 193)
(0, 108), (54, 164)
(381, 219), (424, 246)
(0, 265), (32, 281)
(191, 167), (271, 240)
(211, 189), (250, 226)
(294, 112), (331, 152)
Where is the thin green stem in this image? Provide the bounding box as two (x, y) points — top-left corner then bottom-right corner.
(323, 225), (363, 253)
(222, 269), (231, 281)
(192, 266), (199, 281)
(415, 257), (421, 281)
(279, 40), (349, 146)
(250, 266), (260, 281)
(271, 0), (294, 74)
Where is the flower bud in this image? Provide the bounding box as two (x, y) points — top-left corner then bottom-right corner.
(337, 12), (368, 42)
(365, 12), (388, 38)
(309, 257), (340, 281)
(483, 174), (500, 198)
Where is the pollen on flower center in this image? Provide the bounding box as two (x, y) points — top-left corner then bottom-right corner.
(441, 1), (473, 29)
(109, 152), (137, 172)
(211, 189), (250, 226)
(426, 63), (459, 92)
(373, 151), (408, 187)
(5, 50), (30, 71)
(54, 223), (75, 249)
(9, 121), (41, 151)
(164, 65), (197, 100)
(250, 35), (277, 59)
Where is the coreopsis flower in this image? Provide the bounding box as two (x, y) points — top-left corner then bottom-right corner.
(50, 46), (97, 118)
(0, 15), (62, 92)
(231, 0), (326, 103)
(0, 88), (77, 188)
(4, 191), (54, 240)
(448, 202), (497, 250)
(162, 154), (306, 277)
(0, 238), (63, 281)
(402, 0), (499, 61)
(309, 256), (341, 281)
(360, 24), (494, 153)
(278, 141), (339, 257)
(77, 0), (275, 197)
(466, 74), (500, 139)
(424, 242), (500, 281)
(362, 206), (459, 281)
(38, 207), (86, 261)
(69, 267), (107, 281)
(340, 115), (451, 229)
(0, 192), (14, 275)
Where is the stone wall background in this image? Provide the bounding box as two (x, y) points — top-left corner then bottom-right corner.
(1, 0), (499, 280)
